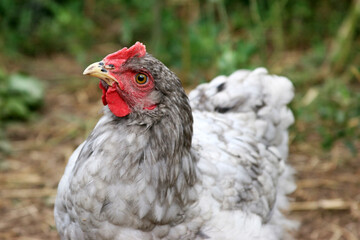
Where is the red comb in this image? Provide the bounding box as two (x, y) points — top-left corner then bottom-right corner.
(104, 42), (146, 61)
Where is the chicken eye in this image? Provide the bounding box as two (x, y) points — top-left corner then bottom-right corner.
(135, 73), (148, 84)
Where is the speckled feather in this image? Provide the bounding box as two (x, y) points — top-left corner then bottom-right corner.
(54, 53), (297, 240)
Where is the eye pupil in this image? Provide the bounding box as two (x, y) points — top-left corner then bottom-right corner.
(136, 73), (147, 84)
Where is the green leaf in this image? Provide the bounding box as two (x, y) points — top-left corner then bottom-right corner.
(8, 74), (44, 106)
(2, 98), (29, 119)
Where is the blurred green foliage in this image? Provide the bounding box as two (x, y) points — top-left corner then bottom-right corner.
(0, 0), (359, 153)
(0, 0), (94, 56)
(0, 69), (44, 155)
(0, 71), (44, 121)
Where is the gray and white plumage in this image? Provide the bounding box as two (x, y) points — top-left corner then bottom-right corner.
(54, 47), (296, 240)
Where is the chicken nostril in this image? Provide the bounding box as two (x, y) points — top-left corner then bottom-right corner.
(105, 64), (115, 70)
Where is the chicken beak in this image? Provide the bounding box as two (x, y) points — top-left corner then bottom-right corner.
(83, 61), (118, 86)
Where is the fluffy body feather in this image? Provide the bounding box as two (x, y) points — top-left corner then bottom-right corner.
(55, 48), (296, 240)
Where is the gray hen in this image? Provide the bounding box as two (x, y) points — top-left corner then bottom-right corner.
(54, 42), (297, 240)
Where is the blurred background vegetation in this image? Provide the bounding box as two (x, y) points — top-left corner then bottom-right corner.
(0, 0), (359, 156)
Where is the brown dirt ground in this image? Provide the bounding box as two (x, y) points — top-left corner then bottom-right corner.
(0, 55), (359, 240)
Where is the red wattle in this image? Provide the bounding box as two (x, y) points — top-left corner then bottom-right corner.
(106, 85), (131, 117)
